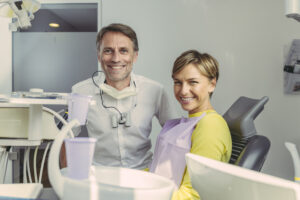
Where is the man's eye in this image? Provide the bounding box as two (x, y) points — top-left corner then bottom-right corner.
(174, 81), (181, 85)
(120, 49), (128, 54)
(103, 49), (112, 54)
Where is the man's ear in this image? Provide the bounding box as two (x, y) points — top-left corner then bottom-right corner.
(97, 52), (101, 62)
(133, 51), (138, 63)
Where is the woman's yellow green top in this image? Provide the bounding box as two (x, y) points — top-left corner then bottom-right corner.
(172, 110), (232, 200)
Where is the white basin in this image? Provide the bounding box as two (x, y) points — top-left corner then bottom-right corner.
(61, 166), (175, 200)
(48, 120), (175, 200)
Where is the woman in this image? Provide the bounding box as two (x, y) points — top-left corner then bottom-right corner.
(171, 50), (232, 199)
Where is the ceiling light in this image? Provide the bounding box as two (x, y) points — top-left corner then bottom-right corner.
(49, 23), (59, 28)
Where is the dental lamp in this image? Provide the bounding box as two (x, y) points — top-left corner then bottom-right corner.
(285, 0), (300, 22)
(0, 0), (40, 31)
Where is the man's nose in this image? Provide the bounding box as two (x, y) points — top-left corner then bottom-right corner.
(111, 51), (120, 62)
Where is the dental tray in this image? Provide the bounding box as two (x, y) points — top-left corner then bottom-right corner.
(11, 92), (64, 99)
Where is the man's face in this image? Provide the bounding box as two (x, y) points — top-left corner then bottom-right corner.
(98, 32), (138, 87)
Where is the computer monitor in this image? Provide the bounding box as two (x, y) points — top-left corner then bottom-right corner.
(186, 153), (300, 200)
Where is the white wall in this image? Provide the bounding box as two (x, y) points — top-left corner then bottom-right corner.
(100, 0), (300, 180)
(1, 0), (300, 180)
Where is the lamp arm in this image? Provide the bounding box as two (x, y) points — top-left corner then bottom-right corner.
(0, 0), (10, 4)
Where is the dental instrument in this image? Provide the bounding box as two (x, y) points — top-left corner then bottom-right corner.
(0, 0), (40, 30)
(0, 92), (69, 199)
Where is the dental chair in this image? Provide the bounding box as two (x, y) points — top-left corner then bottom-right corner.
(186, 153), (300, 200)
(223, 96), (270, 171)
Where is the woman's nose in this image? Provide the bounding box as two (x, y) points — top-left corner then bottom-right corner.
(180, 83), (189, 95)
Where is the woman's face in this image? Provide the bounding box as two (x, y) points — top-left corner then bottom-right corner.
(173, 64), (216, 114)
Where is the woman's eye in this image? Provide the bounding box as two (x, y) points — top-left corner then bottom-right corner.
(190, 81), (198, 85)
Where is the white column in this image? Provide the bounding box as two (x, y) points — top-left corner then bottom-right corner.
(0, 18), (12, 94)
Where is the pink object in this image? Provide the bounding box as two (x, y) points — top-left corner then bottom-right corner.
(65, 137), (97, 180)
(150, 113), (205, 187)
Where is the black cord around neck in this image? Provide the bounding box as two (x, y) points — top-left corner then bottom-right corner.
(92, 70), (123, 120)
(91, 70), (137, 122)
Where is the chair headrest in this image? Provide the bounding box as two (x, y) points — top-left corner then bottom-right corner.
(223, 96), (269, 138)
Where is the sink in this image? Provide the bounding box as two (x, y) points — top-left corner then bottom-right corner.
(48, 120), (175, 200)
(61, 166), (175, 200)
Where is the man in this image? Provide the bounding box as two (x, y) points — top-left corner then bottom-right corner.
(72, 23), (177, 169)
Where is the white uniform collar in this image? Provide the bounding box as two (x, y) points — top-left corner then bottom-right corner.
(93, 72), (138, 94)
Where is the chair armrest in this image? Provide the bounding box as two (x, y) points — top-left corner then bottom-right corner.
(237, 135), (271, 171)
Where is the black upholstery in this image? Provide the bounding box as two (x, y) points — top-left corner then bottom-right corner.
(57, 109), (68, 129)
(223, 96), (270, 171)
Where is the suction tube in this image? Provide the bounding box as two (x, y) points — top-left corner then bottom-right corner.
(285, 142), (300, 183)
(48, 119), (80, 198)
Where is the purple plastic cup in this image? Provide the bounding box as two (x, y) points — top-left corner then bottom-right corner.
(64, 137), (97, 180)
(68, 93), (92, 125)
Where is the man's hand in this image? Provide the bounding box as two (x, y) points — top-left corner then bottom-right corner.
(60, 142), (67, 168)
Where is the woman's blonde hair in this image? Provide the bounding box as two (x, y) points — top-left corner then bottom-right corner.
(172, 50), (219, 97)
